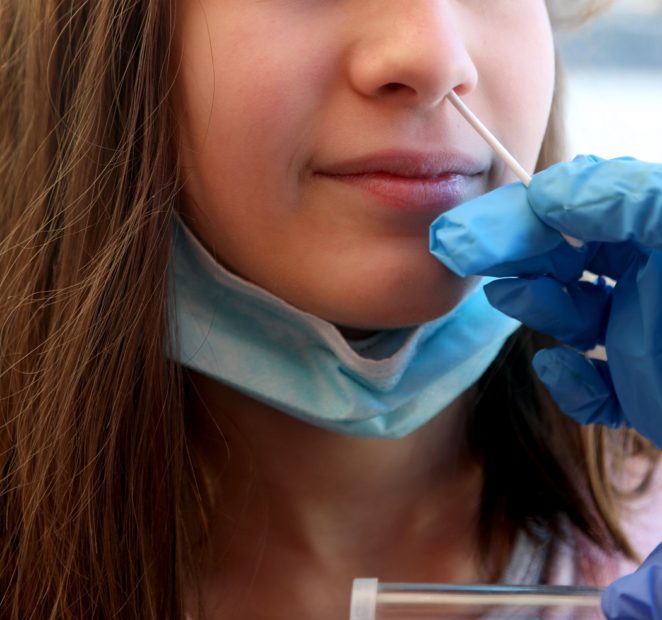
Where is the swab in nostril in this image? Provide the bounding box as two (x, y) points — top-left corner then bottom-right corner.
(447, 90), (583, 249)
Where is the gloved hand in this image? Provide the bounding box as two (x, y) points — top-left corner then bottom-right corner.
(429, 155), (662, 620)
(429, 155), (662, 449)
(601, 542), (662, 620)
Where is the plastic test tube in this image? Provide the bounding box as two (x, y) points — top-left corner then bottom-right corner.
(446, 91), (583, 250)
(350, 579), (604, 620)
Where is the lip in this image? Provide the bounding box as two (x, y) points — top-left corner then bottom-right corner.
(315, 150), (487, 211)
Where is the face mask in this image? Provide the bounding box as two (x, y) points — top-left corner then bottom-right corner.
(168, 219), (520, 439)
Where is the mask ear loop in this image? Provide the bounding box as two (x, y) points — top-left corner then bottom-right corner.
(447, 90), (583, 249)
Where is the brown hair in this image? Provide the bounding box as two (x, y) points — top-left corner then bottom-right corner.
(1, 1), (188, 617)
(547, 0), (615, 28)
(0, 0), (654, 618)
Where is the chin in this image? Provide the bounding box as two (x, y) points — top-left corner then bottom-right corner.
(324, 276), (480, 332)
(314, 244), (482, 330)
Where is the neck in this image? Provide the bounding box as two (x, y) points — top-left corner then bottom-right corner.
(185, 371), (494, 588)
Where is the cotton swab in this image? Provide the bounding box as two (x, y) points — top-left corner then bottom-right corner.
(446, 91), (606, 359)
(447, 91), (583, 249)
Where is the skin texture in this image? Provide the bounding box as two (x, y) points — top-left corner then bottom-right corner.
(175, 0), (555, 330)
(173, 1), (556, 618)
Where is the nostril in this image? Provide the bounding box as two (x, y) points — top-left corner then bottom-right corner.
(453, 82), (474, 97)
(379, 82), (407, 95)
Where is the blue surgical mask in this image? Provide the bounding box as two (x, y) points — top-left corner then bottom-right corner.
(168, 219), (520, 439)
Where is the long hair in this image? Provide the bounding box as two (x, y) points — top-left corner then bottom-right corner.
(1, 0), (652, 618)
(0, 1), (189, 617)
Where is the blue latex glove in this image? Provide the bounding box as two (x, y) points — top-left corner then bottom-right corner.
(602, 542), (662, 619)
(430, 155), (662, 449)
(429, 155), (662, 620)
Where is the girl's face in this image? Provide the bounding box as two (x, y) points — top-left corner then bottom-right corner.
(175, 1), (555, 330)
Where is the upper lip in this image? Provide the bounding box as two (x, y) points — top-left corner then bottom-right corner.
(317, 150), (487, 179)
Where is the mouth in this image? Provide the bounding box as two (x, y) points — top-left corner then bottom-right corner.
(315, 150), (487, 212)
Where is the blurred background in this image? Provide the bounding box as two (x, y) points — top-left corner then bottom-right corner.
(558, 0), (662, 161)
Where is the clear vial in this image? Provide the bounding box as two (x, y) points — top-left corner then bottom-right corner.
(350, 579), (604, 620)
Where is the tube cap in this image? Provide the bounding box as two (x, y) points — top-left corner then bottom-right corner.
(349, 578), (378, 620)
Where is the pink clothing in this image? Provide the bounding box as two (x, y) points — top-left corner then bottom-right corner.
(562, 458), (662, 587)
(617, 458), (662, 577)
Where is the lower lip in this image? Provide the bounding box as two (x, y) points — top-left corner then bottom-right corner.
(318, 172), (476, 211)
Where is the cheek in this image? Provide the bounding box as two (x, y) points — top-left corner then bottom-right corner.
(175, 25), (346, 276)
(174, 24), (339, 284)
(177, 6), (335, 179)
(477, 10), (556, 170)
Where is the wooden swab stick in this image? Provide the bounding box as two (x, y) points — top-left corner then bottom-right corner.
(447, 90), (583, 249)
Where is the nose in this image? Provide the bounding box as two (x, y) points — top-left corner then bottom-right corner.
(347, 2), (479, 110)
